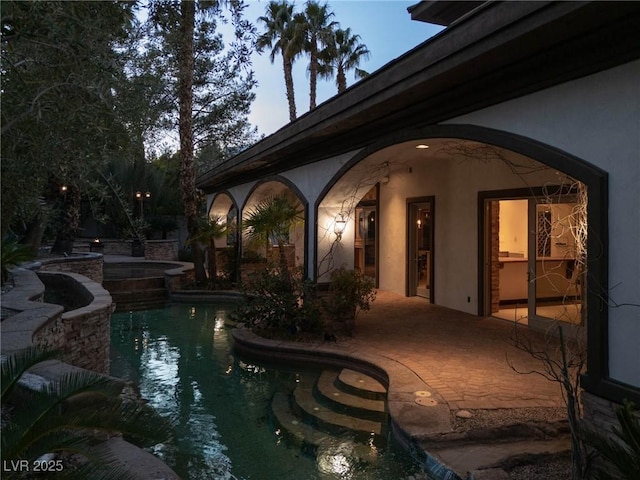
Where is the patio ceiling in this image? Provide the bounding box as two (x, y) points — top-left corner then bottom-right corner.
(197, 1), (640, 193)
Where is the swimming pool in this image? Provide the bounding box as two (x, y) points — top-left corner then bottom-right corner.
(110, 303), (426, 480)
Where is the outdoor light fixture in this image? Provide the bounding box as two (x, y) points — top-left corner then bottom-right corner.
(334, 213), (347, 241)
(135, 191), (151, 221)
(60, 185), (68, 193)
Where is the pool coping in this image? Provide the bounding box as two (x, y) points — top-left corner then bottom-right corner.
(231, 326), (462, 480)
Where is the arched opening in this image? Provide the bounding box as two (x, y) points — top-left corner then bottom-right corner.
(241, 178), (308, 280)
(208, 192), (239, 282)
(316, 123), (608, 397)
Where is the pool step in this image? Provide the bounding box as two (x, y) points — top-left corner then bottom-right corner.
(105, 287), (168, 312)
(315, 370), (386, 421)
(271, 392), (379, 463)
(337, 369), (387, 400)
(271, 369), (389, 452)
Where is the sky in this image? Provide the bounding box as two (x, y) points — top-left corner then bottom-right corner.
(241, 1), (444, 136)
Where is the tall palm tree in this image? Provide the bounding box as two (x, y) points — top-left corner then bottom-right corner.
(319, 27), (370, 94)
(297, 1), (337, 110)
(256, 1), (302, 122)
(242, 193), (303, 276)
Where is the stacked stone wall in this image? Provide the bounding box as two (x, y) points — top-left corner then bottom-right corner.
(39, 254), (103, 284)
(146, 240), (179, 261)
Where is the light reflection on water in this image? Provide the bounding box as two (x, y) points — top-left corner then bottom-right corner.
(110, 304), (425, 480)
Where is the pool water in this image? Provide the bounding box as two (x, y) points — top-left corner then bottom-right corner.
(110, 304), (426, 480)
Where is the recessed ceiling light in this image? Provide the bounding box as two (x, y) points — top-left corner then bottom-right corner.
(415, 144), (429, 149)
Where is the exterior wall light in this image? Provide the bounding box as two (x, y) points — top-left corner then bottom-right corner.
(334, 213), (347, 241)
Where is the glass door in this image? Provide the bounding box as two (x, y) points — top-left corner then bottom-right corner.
(408, 198), (434, 301)
(529, 197), (583, 325)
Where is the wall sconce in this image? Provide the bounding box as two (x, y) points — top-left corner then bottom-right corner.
(334, 213), (347, 241)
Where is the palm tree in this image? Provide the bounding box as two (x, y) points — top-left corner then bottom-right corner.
(319, 27), (370, 94)
(242, 193), (303, 276)
(256, 1), (302, 122)
(1, 346), (173, 479)
(189, 215), (229, 283)
(297, 1), (337, 110)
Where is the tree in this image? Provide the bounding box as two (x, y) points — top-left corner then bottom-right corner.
(319, 27), (370, 93)
(256, 1), (302, 122)
(297, 1), (337, 110)
(146, 0), (256, 283)
(1, 1), (135, 247)
(243, 193), (303, 276)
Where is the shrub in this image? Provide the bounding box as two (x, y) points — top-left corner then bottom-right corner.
(1, 236), (34, 286)
(323, 267), (376, 336)
(234, 267), (322, 339)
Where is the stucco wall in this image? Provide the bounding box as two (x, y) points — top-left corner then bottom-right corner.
(446, 60), (640, 387)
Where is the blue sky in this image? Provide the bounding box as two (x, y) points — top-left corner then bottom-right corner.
(244, 1), (444, 136)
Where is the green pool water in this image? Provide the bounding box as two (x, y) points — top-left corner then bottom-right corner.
(110, 303), (425, 480)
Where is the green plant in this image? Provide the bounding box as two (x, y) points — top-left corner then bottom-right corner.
(188, 214), (229, 285)
(323, 267), (376, 336)
(583, 400), (640, 480)
(242, 193), (303, 276)
(1, 236), (35, 285)
(234, 267), (322, 339)
(1, 346), (173, 479)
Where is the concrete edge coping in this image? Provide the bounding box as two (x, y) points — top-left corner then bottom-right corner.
(231, 326), (459, 480)
(1, 268), (179, 480)
(37, 253), (103, 265)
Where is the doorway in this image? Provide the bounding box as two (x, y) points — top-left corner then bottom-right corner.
(354, 186), (378, 284)
(481, 190), (583, 326)
(407, 197), (434, 301)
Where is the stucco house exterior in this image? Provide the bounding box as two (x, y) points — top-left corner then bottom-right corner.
(197, 0), (640, 430)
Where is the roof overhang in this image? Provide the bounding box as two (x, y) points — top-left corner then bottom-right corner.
(197, 1), (640, 193)
(407, 1), (484, 26)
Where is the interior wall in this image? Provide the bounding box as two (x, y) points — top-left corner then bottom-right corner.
(499, 200), (528, 257)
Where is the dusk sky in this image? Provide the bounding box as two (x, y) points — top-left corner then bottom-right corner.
(243, 0), (444, 136)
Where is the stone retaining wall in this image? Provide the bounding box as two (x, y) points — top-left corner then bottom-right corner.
(1, 269), (113, 375)
(145, 240), (179, 261)
(34, 272), (114, 374)
(72, 239), (179, 260)
(39, 253), (103, 284)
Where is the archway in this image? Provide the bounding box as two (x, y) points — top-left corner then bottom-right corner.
(241, 177), (308, 278)
(315, 124), (607, 395)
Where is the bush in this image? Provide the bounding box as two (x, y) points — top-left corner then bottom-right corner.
(323, 267), (376, 336)
(1, 236), (34, 285)
(234, 267), (323, 339)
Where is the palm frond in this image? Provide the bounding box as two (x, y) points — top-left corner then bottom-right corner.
(1, 346), (58, 403)
(584, 400), (640, 480)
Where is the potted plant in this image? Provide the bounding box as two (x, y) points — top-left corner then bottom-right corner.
(323, 267), (376, 336)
